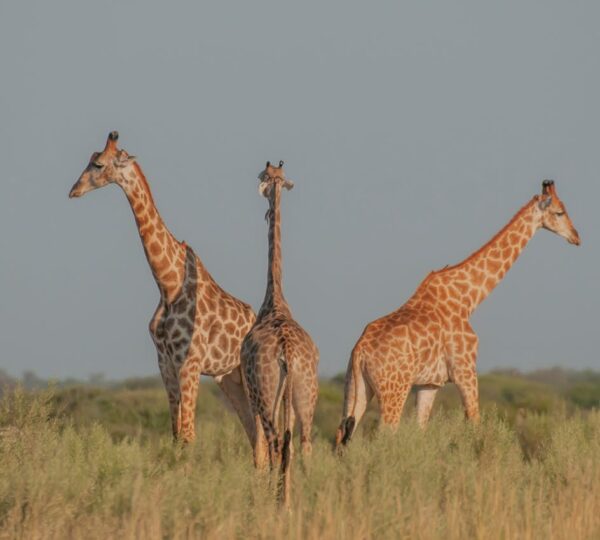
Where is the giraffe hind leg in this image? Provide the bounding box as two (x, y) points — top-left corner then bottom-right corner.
(286, 401), (296, 458)
(279, 428), (292, 508)
(266, 353), (290, 470)
(379, 382), (411, 428)
(291, 373), (317, 456)
(215, 367), (257, 448)
(453, 365), (480, 422)
(415, 385), (439, 427)
(264, 418), (282, 469)
(252, 415), (268, 469)
(246, 374), (281, 469)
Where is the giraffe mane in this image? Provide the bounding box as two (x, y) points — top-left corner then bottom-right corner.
(132, 161), (156, 207)
(415, 195), (539, 291)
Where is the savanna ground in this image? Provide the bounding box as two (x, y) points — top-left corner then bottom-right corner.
(0, 369), (599, 539)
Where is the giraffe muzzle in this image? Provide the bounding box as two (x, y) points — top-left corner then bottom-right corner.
(568, 229), (581, 246)
(69, 175), (95, 198)
(69, 177), (94, 198)
(69, 183), (83, 198)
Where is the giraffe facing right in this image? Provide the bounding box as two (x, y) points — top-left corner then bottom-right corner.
(336, 180), (579, 448)
(241, 161), (319, 507)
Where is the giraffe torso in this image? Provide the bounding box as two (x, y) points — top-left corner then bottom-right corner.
(353, 203), (537, 391)
(356, 307), (443, 387)
(355, 272), (484, 389)
(152, 246), (256, 377)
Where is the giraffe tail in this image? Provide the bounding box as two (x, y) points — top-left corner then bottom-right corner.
(277, 352), (294, 507)
(335, 347), (362, 450)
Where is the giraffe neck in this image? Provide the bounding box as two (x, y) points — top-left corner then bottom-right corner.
(120, 163), (186, 303)
(435, 197), (541, 314)
(259, 183), (289, 317)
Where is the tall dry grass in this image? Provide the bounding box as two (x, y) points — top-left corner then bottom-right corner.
(0, 387), (598, 539)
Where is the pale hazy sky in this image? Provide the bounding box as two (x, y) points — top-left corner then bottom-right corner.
(0, 1), (598, 379)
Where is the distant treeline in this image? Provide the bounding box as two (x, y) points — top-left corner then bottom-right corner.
(1, 366), (599, 412)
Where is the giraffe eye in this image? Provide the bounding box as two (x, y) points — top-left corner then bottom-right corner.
(91, 161), (104, 169)
(555, 211), (565, 217)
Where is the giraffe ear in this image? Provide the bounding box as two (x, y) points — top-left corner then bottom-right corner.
(114, 151), (136, 168)
(259, 181), (270, 196)
(538, 196), (552, 210)
(283, 179), (294, 191)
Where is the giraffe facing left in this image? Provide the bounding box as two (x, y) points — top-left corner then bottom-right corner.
(69, 131), (257, 445)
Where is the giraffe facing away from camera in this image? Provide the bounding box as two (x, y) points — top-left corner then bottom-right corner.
(70, 131), (257, 445)
(336, 180), (580, 447)
(241, 161), (319, 506)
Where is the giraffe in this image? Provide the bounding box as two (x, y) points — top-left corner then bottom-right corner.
(69, 131), (257, 445)
(336, 180), (580, 447)
(241, 161), (319, 506)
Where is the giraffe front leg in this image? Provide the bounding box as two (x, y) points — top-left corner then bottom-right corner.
(178, 354), (202, 443)
(453, 365), (480, 422)
(449, 334), (480, 422)
(158, 355), (181, 439)
(150, 302), (181, 440)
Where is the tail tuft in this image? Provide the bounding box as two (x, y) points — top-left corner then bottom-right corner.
(341, 416), (355, 445)
(281, 429), (292, 473)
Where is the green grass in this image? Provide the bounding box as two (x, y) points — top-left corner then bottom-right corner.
(0, 378), (599, 539)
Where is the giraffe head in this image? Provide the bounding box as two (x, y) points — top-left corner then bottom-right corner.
(69, 131), (137, 198)
(537, 180), (580, 245)
(258, 161), (294, 198)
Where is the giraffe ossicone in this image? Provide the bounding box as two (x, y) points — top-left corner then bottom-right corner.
(70, 131), (258, 445)
(336, 180), (579, 448)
